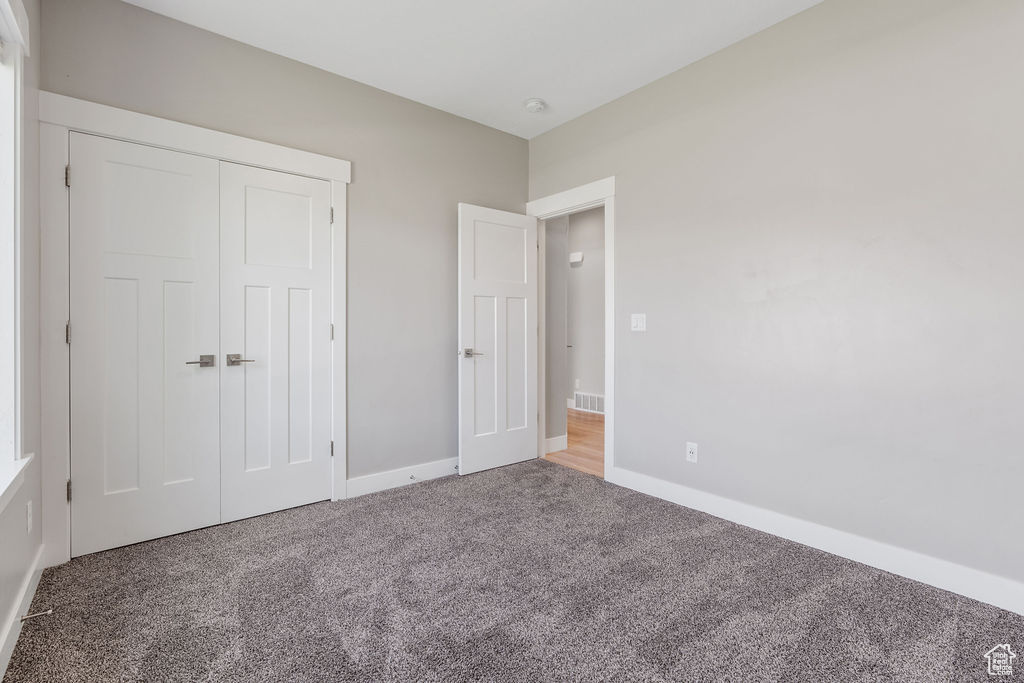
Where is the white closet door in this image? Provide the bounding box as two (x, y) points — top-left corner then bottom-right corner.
(220, 162), (333, 522)
(70, 132), (221, 557)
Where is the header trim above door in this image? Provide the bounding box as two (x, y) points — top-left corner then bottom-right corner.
(39, 92), (351, 184)
(526, 177), (614, 219)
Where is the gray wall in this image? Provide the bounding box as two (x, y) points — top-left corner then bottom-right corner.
(2, 0), (42, 660)
(530, 0), (1024, 581)
(40, 0), (528, 479)
(567, 207), (604, 397)
(544, 217), (568, 439)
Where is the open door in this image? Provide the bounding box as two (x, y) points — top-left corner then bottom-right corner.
(458, 203), (538, 475)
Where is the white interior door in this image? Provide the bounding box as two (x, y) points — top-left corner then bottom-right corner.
(70, 132), (221, 557)
(220, 162), (333, 522)
(458, 203), (538, 475)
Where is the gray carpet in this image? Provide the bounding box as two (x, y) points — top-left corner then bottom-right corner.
(5, 460), (1022, 682)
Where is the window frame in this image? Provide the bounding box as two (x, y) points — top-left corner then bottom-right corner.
(0, 38), (22, 465)
(0, 0), (29, 512)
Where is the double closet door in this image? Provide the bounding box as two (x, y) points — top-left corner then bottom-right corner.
(69, 132), (333, 557)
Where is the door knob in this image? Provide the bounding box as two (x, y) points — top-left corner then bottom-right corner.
(226, 354), (256, 366)
(185, 354), (215, 367)
(462, 348), (485, 358)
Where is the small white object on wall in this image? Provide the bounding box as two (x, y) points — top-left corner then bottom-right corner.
(631, 313), (646, 332)
(569, 251), (584, 265)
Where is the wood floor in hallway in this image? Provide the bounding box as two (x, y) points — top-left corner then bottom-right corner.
(543, 409), (604, 477)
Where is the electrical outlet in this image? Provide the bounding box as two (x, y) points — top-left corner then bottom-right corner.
(630, 313), (647, 332)
(26, 500), (32, 534)
(686, 442), (698, 463)
(575, 378), (580, 389)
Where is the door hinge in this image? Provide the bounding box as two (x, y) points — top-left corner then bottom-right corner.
(330, 441), (335, 457)
(65, 321), (71, 344)
(330, 206), (334, 224)
(66, 479), (72, 502)
(65, 165), (70, 188)
(330, 323), (335, 340)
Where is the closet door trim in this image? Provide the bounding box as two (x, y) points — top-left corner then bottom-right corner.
(39, 92), (350, 567)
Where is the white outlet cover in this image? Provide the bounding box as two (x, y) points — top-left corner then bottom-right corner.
(631, 313), (647, 332)
(686, 442), (698, 463)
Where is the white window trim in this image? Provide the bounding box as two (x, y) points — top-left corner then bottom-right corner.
(0, 0), (28, 508)
(0, 0), (28, 57)
(0, 453), (30, 516)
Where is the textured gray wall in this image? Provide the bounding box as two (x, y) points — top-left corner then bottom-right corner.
(530, 0), (1024, 581)
(544, 217), (568, 439)
(567, 208), (604, 397)
(40, 0), (528, 479)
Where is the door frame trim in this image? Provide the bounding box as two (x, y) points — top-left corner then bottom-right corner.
(527, 177), (615, 477)
(39, 92), (351, 567)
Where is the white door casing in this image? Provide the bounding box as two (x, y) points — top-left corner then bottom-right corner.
(219, 162), (333, 522)
(457, 203), (538, 475)
(69, 132), (221, 556)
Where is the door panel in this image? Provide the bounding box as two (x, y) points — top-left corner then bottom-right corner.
(506, 296), (528, 430)
(220, 163), (333, 522)
(70, 132), (221, 557)
(458, 204), (538, 475)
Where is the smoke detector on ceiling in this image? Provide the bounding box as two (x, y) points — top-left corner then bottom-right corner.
(523, 98), (547, 114)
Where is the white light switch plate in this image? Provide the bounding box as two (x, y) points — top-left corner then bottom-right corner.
(631, 313), (646, 332)
(686, 442), (698, 463)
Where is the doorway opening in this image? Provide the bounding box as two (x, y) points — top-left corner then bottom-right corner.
(458, 177), (614, 480)
(542, 207), (605, 477)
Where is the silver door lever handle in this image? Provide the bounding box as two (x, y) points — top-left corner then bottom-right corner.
(226, 354), (255, 366)
(185, 354), (215, 367)
(462, 348), (485, 358)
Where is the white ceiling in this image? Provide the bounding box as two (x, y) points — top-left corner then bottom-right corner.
(122, 0), (823, 139)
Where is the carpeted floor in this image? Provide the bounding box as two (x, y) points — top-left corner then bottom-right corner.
(4, 460), (1022, 682)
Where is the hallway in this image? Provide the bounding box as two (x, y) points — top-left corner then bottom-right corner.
(543, 409), (604, 477)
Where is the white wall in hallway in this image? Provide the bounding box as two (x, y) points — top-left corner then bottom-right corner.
(567, 207), (605, 398)
(544, 216), (568, 439)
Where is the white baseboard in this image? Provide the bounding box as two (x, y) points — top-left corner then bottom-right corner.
(545, 435), (568, 454)
(0, 544), (45, 678)
(606, 466), (1024, 616)
(347, 458), (458, 499)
